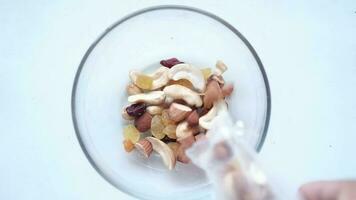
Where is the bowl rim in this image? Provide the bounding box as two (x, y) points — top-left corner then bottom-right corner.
(71, 4), (271, 199)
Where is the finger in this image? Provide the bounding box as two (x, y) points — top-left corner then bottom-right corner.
(299, 181), (345, 200)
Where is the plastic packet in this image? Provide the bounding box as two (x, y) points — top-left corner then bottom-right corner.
(187, 111), (290, 200)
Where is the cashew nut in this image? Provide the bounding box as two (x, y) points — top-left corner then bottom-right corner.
(146, 106), (163, 115)
(214, 60), (228, 76)
(126, 83), (142, 95)
(149, 67), (170, 88)
(128, 91), (165, 105)
(164, 96), (174, 105)
(176, 121), (191, 139)
(163, 84), (202, 107)
(146, 137), (176, 170)
(168, 63), (206, 92)
(130, 67), (169, 90)
(199, 100), (227, 129)
(176, 121), (200, 139)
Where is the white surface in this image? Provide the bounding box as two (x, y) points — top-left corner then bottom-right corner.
(1, 0), (355, 199)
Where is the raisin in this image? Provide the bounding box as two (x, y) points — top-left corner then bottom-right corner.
(123, 139), (135, 152)
(167, 79), (193, 89)
(163, 125), (177, 139)
(126, 103), (146, 118)
(201, 68), (212, 80)
(161, 109), (175, 126)
(160, 58), (183, 68)
(151, 115), (165, 139)
(135, 74), (153, 90)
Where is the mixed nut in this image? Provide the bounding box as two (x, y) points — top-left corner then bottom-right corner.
(121, 58), (234, 170)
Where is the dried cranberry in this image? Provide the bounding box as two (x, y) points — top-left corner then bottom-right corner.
(126, 103), (146, 118)
(160, 58), (183, 68)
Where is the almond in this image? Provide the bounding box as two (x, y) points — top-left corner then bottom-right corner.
(186, 110), (199, 126)
(203, 80), (223, 109)
(168, 103), (192, 122)
(177, 135), (196, 149)
(222, 84), (234, 97)
(135, 139), (153, 158)
(177, 145), (191, 164)
(134, 112), (152, 132)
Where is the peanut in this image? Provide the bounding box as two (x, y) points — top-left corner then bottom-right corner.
(186, 110), (199, 126)
(222, 84), (234, 97)
(203, 80), (223, 109)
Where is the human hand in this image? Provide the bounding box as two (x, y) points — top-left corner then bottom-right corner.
(299, 180), (356, 200)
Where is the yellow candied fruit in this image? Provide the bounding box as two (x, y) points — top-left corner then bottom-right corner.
(167, 79), (193, 89)
(123, 139), (135, 152)
(123, 125), (140, 143)
(167, 142), (180, 157)
(151, 115), (165, 139)
(135, 74), (153, 90)
(201, 68), (212, 80)
(161, 109), (175, 126)
(163, 125), (177, 139)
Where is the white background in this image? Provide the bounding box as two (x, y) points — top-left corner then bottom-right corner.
(1, 0), (355, 199)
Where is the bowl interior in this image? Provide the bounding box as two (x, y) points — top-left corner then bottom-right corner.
(72, 6), (270, 200)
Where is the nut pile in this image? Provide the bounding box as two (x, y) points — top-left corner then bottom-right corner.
(121, 58), (234, 170)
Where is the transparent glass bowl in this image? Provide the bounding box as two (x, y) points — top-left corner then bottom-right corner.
(71, 5), (271, 200)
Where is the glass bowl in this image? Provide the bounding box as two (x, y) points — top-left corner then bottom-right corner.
(71, 5), (271, 200)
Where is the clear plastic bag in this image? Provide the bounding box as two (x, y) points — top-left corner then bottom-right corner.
(187, 111), (295, 200)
